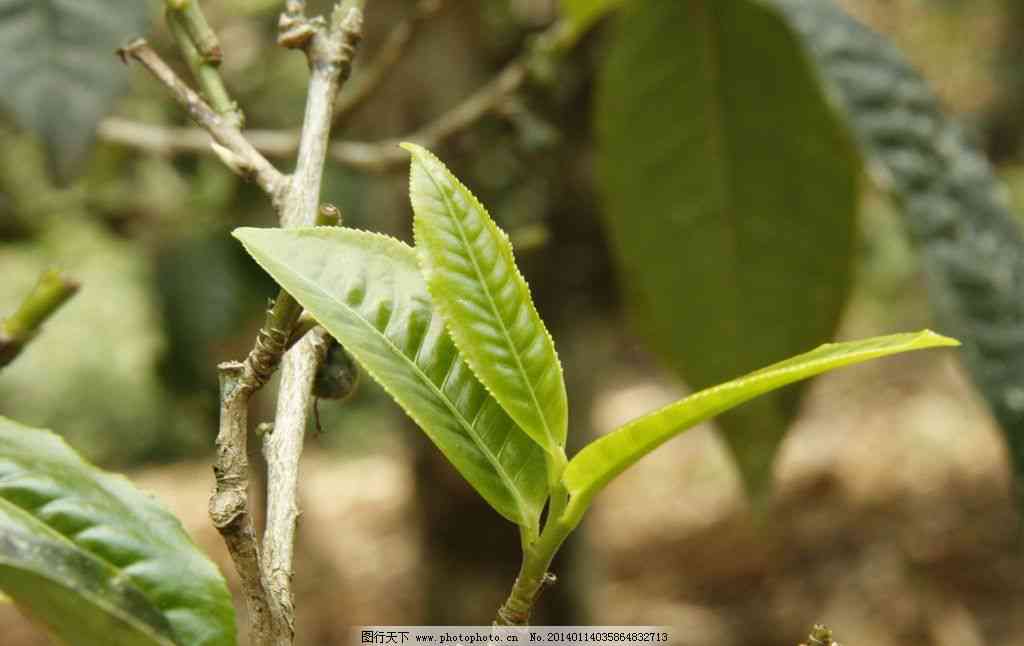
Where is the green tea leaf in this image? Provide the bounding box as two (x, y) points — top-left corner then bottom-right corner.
(563, 331), (959, 506)
(0, 417), (236, 646)
(0, 0), (152, 181)
(234, 226), (549, 530)
(595, 0), (861, 498)
(404, 143), (568, 460)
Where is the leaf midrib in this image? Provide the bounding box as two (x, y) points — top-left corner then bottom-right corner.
(419, 164), (558, 452)
(697, 1), (743, 364)
(276, 253), (536, 527)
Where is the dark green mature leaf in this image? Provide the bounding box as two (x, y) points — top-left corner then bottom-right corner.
(563, 331), (959, 506)
(773, 0), (1024, 511)
(0, 0), (152, 180)
(404, 143), (568, 458)
(0, 500), (176, 646)
(595, 0), (861, 497)
(0, 417), (236, 646)
(234, 227), (549, 530)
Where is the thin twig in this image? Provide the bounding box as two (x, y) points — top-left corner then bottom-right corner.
(0, 270), (78, 368)
(100, 52), (526, 172)
(119, 39), (285, 201)
(259, 3), (363, 643)
(210, 364), (275, 642)
(128, 2), (363, 644)
(165, 0), (244, 127)
(125, 34), (289, 645)
(167, 0), (223, 63)
(333, 0), (443, 125)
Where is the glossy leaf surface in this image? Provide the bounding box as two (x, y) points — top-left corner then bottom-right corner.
(405, 143), (568, 456)
(595, 0), (861, 497)
(563, 331), (959, 505)
(0, 417), (236, 646)
(0, 0), (151, 180)
(235, 227), (549, 529)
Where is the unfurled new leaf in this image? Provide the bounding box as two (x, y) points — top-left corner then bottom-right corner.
(404, 143), (568, 460)
(0, 417), (236, 646)
(562, 331), (959, 506)
(234, 227), (549, 530)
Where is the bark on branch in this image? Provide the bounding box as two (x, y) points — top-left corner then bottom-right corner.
(126, 3), (363, 644)
(260, 3), (364, 643)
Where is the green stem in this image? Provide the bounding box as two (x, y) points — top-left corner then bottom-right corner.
(246, 203), (345, 384)
(0, 270), (79, 368)
(270, 203), (343, 338)
(171, 0), (222, 62)
(166, 3), (243, 127)
(496, 484), (587, 626)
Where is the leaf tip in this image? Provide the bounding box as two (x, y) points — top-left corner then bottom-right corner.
(918, 329), (960, 348)
(399, 141), (424, 157)
(231, 226), (258, 243)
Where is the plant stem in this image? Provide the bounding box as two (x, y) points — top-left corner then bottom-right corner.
(210, 364), (274, 641)
(128, 3), (362, 643)
(0, 270), (78, 368)
(496, 486), (587, 626)
(165, 0), (243, 127)
(101, 32), (530, 173)
(119, 40), (286, 201)
(259, 5), (363, 643)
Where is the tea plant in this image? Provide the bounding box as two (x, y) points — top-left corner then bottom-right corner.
(1, 0), (1015, 643)
(235, 142), (958, 624)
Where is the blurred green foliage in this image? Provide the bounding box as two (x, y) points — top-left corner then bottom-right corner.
(0, 217), (200, 466)
(0, 0), (154, 182)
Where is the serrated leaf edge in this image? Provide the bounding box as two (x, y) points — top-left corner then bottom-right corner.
(402, 143), (568, 455)
(234, 226), (542, 529)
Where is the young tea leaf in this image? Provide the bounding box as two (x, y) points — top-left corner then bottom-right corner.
(403, 143), (568, 461)
(234, 226), (549, 530)
(562, 331), (958, 507)
(0, 417), (236, 646)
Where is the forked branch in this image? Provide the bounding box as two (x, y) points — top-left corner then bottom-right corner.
(124, 2), (364, 644)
